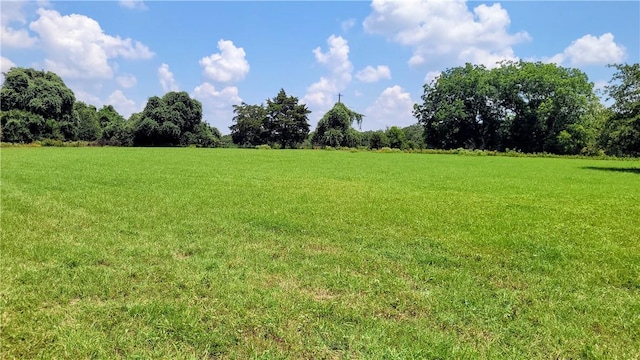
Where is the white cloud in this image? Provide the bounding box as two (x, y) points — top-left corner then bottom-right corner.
(356, 65), (391, 83)
(29, 8), (154, 79)
(158, 63), (179, 92)
(341, 18), (356, 32)
(74, 89), (103, 107)
(1, 1), (38, 48)
(199, 39), (250, 83)
(363, 0), (530, 69)
(549, 33), (626, 66)
(1, 56), (16, 72)
(424, 70), (441, 84)
(303, 35), (353, 110)
(365, 85), (415, 130)
(116, 74), (137, 88)
(106, 90), (139, 119)
(1, 25), (38, 48)
(1, 1), (28, 25)
(119, 0), (147, 10)
(1, 56), (17, 85)
(192, 82), (243, 130)
(408, 54), (425, 67)
(312, 35), (353, 82)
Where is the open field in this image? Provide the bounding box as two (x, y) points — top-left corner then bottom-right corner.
(1, 148), (639, 359)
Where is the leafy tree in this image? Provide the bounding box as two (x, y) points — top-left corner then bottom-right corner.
(98, 105), (132, 146)
(369, 130), (389, 149)
(557, 99), (608, 155)
(0, 110), (45, 143)
(229, 102), (267, 147)
(313, 102), (363, 148)
(263, 89), (310, 148)
(600, 63), (640, 156)
(402, 124), (425, 149)
(132, 91), (211, 147)
(414, 61), (597, 154)
(1, 67), (76, 141)
(74, 102), (101, 141)
(386, 126), (407, 149)
(495, 61), (594, 153)
(413, 64), (497, 149)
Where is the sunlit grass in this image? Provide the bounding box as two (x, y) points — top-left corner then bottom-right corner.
(1, 147), (639, 358)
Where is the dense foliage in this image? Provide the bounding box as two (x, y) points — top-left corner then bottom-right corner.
(413, 61), (595, 154)
(1, 68), (76, 141)
(230, 89), (310, 148)
(312, 102), (363, 148)
(1, 63), (638, 156)
(414, 61), (639, 156)
(599, 63), (640, 156)
(0, 67), (223, 147)
(130, 91), (220, 147)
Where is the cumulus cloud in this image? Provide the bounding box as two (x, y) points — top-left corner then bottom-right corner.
(29, 8), (154, 79)
(549, 33), (626, 66)
(365, 85), (415, 130)
(424, 70), (441, 84)
(199, 39), (250, 83)
(303, 35), (353, 110)
(1, 56), (16, 72)
(1, 25), (38, 48)
(158, 63), (179, 92)
(119, 0), (147, 10)
(116, 74), (137, 88)
(1, 1), (38, 48)
(363, 0), (529, 69)
(356, 65), (391, 83)
(341, 18), (356, 32)
(192, 82), (243, 129)
(1, 56), (17, 85)
(106, 90), (139, 119)
(74, 89), (103, 107)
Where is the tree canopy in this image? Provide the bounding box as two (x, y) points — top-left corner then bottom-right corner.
(229, 89), (310, 148)
(312, 102), (363, 148)
(1, 67), (76, 141)
(413, 61), (597, 154)
(2, 64), (639, 156)
(130, 91), (220, 147)
(599, 63), (640, 156)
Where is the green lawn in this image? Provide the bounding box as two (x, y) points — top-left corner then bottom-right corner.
(1, 147), (639, 359)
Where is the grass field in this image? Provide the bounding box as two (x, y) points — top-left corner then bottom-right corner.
(1, 147), (639, 359)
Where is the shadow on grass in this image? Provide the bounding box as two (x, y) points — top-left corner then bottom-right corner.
(582, 166), (640, 174)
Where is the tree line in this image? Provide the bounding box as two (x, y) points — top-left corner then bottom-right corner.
(413, 61), (639, 156)
(1, 62), (638, 156)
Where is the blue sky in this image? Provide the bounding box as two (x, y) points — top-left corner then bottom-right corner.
(1, 1), (638, 133)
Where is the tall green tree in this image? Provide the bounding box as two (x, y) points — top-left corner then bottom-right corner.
(413, 64), (498, 150)
(312, 102), (363, 148)
(414, 61), (597, 154)
(1, 67), (76, 141)
(401, 124), (425, 149)
(599, 63), (640, 156)
(495, 61), (595, 153)
(386, 126), (407, 149)
(74, 102), (101, 141)
(132, 91), (214, 147)
(0, 110), (45, 143)
(369, 130), (389, 149)
(97, 105), (132, 146)
(263, 89), (311, 148)
(229, 102), (267, 147)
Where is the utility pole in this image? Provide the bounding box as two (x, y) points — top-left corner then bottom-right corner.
(338, 93), (343, 103)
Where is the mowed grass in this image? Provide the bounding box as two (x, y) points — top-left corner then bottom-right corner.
(1, 147), (639, 359)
